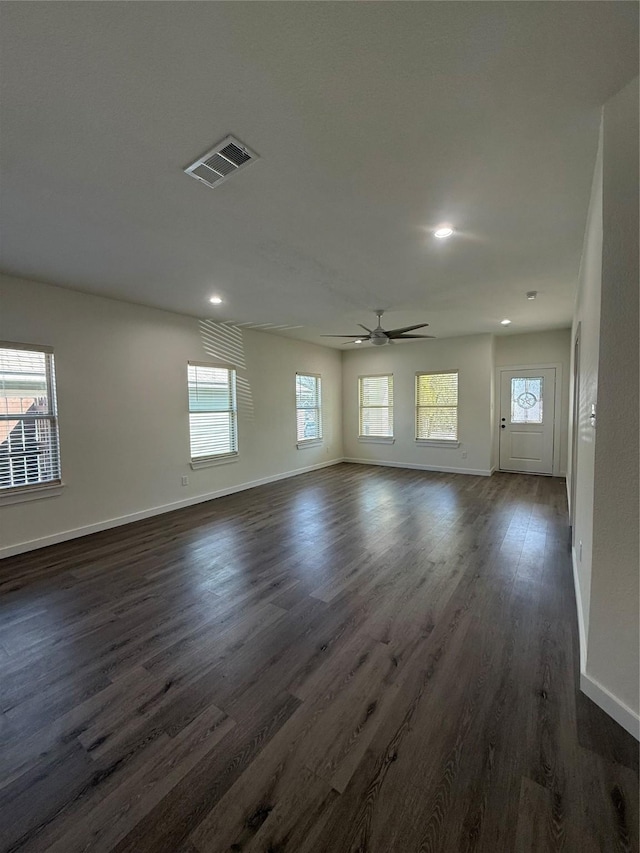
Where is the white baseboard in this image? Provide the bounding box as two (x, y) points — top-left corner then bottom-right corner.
(0, 458), (345, 559)
(570, 546), (639, 740)
(343, 457), (493, 477)
(580, 672), (640, 740)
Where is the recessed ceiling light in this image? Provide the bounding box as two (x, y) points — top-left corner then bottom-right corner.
(209, 296), (223, 304)
(434, 226), (454, 239)
(526, 291), (537, 300)
(501, 319), (512, 326)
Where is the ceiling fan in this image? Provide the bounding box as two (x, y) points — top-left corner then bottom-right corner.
(322, 310), (435, 346)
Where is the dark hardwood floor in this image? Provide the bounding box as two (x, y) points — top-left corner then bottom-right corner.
(0, 464), (637, 853)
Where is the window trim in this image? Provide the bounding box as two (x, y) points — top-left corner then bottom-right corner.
(295, 372), (323, 448)
(0, 341), (62, 496)
(415, 439), (460, 449)
(358, 373), (394, 439)
(190, 453), (238, 471)
(415, 369), (459, 444)
(187, 360), (238, 465)
(0, 481), (65, 507)
(1, 340), (54, 354)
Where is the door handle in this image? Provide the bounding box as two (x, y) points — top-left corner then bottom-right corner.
(501, 424), (506, 429)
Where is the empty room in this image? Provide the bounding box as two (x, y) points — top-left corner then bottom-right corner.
(0, 2), (638, 852)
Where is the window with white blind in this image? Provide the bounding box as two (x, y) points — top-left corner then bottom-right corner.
(296, 373), (322, 445)
(359, 375), (394, 439)
(188, 363), (237, 464)
(0, 344), (61, 492)
(416, 370), (459, 443)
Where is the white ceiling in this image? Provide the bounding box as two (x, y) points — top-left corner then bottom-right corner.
(0, 2), (637, 347)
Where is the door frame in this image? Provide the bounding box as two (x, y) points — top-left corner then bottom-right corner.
(494, 362), (563, 477)
(569, 326), (581, 539)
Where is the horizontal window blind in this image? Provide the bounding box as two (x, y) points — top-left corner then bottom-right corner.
(296, 374), (322, 442)
(0, 345), (61, 490)
(188, 363), (237, 459)
(416, 371), (458, 441)
(359, 375), (393, 437)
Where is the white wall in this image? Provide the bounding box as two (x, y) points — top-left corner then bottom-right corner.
(495, 329), (571, 477)
(0, 274), (343, 556)
(342, 334), (494, 475)
(489, 335), (496, 471)
(588, 77), (639, 718)
(1, 278), (575, 561)
(569, 77), (639, 736)
(569, 128), (603, 644)
(341, 331), (571, 478)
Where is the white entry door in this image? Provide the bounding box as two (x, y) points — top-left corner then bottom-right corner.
(499, 368), (556, 474)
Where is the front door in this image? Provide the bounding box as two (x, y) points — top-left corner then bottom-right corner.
(499, 368), (556, 474)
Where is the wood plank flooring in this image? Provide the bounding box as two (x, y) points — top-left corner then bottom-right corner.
(0, 464), (637, 852)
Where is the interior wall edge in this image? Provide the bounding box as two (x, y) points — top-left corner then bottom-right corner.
(572, 543), (639, 741)
(571, 544), (587, 673)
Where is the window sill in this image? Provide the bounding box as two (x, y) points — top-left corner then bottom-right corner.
(0, 482), (65, 507)
(415, 439), (460, 449)
(358, 436), (395, 444)
(190, 453), (239, 470)
(297, 439), (323, 450)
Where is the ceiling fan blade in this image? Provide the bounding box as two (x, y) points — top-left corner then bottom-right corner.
(358, 324), (373, 333)
(386, 323), (429, 337)
(320, 334), (368, 337)
(393, 334), (436, 339)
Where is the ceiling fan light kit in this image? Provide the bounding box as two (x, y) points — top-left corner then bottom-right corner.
(322, 310), (435, 346)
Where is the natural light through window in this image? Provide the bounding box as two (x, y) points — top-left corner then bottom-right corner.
(359, 375), (394, 438)
(0, 344), (61, 491)
(416, 371), (459, 442)
(188, 363), (237, 462)
(510, 376), (543, 424)
(296, 374), (322, 444)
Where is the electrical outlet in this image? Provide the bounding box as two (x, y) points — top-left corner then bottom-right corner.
(181, 476), (189, 486)
(579, 540), (583, 561)
(461, 451), (467, 459)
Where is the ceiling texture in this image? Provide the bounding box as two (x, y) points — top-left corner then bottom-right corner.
(1, 2), (638, 347)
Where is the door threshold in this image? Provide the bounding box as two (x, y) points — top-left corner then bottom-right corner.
(498, 469), (553, 476)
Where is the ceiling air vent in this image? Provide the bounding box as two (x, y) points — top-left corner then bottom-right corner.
(184, 135), (259, 189)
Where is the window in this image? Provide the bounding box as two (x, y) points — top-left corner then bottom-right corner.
(188, 363), (237, 463)
(416, 371), (459, 442)
(510, 376), (543, 424)
(359, 375), (393, 438)
(0, 344), (61, 492)
(296, 374), (322, 445)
